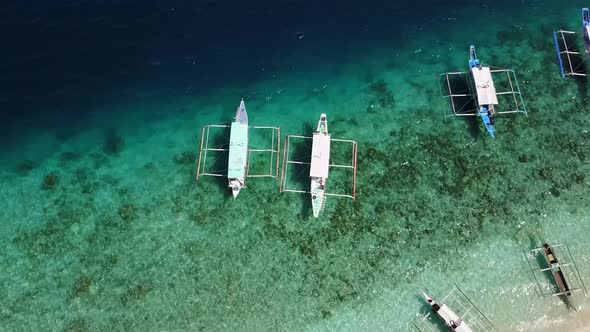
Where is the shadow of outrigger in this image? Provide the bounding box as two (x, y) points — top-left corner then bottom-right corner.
(281, 134), (313, 218)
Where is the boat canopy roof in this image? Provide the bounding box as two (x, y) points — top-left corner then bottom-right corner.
(471, 66), (498, 106)
(227, 122), (248, 179)
(310, 133), (331, 178)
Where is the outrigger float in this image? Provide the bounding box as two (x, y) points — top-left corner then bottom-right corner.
(196, 99), (280, 198)
(280, 113), (358, 218)
(440, 45), (527, 138)
(553, 8), (590, 77)
(524, 243), (587, 310)
(414, 285), (497, 332)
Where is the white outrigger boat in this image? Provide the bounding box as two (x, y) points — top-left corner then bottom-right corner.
(310, 114), (330, 217)
(421, 291), (473, 332)
(414, 285), (496, 332)
(228, 100), (249, 198)
(553, 8), (590, 77)
(524, 242), (587, 310)
(280, 113), (358, 218)
(196, 99), (281, 198)
(440, 45), (527, 138)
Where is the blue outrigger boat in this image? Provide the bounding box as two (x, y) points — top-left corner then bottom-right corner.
(553, 8), (590, 77)
(469, 46), (496, 138)
(440, 45), (527, 138)
(582, 8), (590, 54)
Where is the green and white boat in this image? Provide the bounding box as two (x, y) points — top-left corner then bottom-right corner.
(281, 113), (358, 218)
(196, 99), (281, 199)
(310, 114), (330, 218)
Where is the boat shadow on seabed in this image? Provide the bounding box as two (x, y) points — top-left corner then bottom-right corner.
(198, 126), (231, 192)
(284, 123), (315, 219)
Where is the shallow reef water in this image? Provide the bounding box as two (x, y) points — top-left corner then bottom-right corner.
(2, 0), (590, 331)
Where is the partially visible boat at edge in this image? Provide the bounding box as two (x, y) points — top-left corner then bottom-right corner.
(582, 8), (590, 55)
(421, 291), (474, 332)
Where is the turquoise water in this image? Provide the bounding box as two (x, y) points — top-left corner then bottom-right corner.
(2, 1), (590, 331)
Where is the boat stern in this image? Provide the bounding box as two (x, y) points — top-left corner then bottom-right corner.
(311, 178), (326, 218)
(231, 186), (241, 199)
(311, 195), (325, 218)
(229, 179), (244, 199)
(479, 107), (495, 139)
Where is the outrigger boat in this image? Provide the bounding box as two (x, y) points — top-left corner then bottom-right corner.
(469, 46), (496, 138)
(553, 8), (590, 77)
(542, 244), (572, 297)
(196, 99), (281, 198)
(421, 291), (473, 332)
(280, 113), (358, 218)
(310, 114), (329, 217)
(524, 243), (588, 310)
(440, 45), (527, 138)
(414, 285), (496, 332)
(228, 100), (249, 198)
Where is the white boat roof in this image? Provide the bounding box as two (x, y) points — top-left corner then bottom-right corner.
(438, 304), (473, 332)
(471, 66), (498, 106)
(227, 122), (248, 179)
(310, 133), (331, 178)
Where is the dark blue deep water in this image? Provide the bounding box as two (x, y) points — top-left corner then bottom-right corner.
(1, 0), (512, 135)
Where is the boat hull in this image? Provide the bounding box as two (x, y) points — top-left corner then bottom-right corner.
(479, 107), (495, 139)
(542, 243), (572, 296)
(422, 291), (473, 332)
(310, 113), (330, 217)
(583, 9), (590, 56)
(229, 178), (245, 199)
(311, 178), (326, 218)
(227, 100), (249, 199)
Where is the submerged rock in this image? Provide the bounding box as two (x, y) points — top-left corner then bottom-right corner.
(15, 159), (37, 175)
(103, 129), (125, 155)
(41, 173), (59, 190)
(118, 204), (137, 223)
